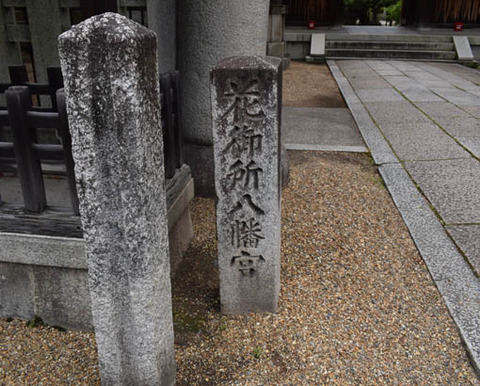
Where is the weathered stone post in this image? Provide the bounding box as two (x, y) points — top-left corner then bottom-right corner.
(211, 56), (282, 314)
(58, 13), (175, 385)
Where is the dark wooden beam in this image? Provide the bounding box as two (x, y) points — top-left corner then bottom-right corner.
(80, 0), (118, 19)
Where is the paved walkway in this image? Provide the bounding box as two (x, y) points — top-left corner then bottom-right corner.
(282, 106), (367, 152)
(329, 59), (480, 373)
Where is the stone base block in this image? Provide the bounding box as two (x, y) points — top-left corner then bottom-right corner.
(169, 204), (193, 274)
(268, 42), (286, 57)
(0, 172), (195, 331)
(0, 262), (35, 320)
(306, 55), (326, 64)
(33, 266), (93, 330)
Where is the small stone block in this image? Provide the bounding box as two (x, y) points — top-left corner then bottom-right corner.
(267, 42), (286, 57)
(454, 36), (474, 61)
(211, 56), (282, 314)
(310, 33), (325, 56)
(305, 55), (326, 64)
(58, 13), (175, 385)
(0, 262), (35, 320)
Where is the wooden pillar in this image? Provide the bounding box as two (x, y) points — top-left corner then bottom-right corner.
(416, 0), (435, 25)
(328, 0), (343, 25)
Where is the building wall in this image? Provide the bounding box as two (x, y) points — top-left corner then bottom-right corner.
(285, 0), (344, 26)
(402, 0), (480, 25)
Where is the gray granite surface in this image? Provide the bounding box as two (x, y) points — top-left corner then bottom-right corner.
(380, 122), (471, 161)
(416, 101), (470, 118)
(59, 13), (175, 385)
(356, 88), (403, 102)
(447, 225), (480, 277)
(456, 137), (480, 158)
(405, 159), (480, 224)
(364, 101), (431, 125)
(282, 107), (365, 148)
(211, 56), (282, 314)
(328, 60), (397, 165)
(434, 116), (480, 138)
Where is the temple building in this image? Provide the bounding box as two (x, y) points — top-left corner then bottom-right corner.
(283, 0), (480, 26)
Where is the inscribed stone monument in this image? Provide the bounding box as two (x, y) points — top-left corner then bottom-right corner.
(211, 56), (282, 314)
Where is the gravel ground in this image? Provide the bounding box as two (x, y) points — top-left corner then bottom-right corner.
(1, 62), (479, 384)
(282, 61), (346, 108)
(2, 151), (478, 384)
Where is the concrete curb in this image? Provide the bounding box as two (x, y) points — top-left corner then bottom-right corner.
(328, 59), (480, 374)
(284, 144), (368, 152)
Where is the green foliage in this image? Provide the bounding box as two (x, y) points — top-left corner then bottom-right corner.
(345, 0), (401, 25)
(218, 317), (228, 331)
(252, 345), (264, 359)
(27, 316), (43, 328)
(386, 0), (402, 23)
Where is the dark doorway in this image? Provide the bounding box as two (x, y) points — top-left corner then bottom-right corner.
(285, 0), (344, 26)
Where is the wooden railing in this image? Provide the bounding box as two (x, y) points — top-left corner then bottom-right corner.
(0, 66), (185, 237)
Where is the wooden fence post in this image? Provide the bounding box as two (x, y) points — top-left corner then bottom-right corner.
(6, 86), (46, 213)
(56, 89), (79, 215)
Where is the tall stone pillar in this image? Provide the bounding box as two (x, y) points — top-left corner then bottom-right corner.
(58, 13), (175, 385)
(177, 0), (270, 197)
(211, 56), (282, 314)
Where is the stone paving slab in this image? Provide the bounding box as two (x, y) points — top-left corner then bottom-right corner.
(412, 79), (449, 89)
(419, 64), (480, 93)
(349, 77), (391, 90)
(426, 63), (480, 89)
(387, 61), (422, 72)
(404, 158), (480, 224)
(456, 137), (480, 158)
(383, 75), (417, 88)
(328, 60), (397, 165)
(433, 63), (480, 86)
(356, 88), (403, 102)
(364, 101), (431, 125)
(431, 88), (480, 106)
(380, 122), (471, 161)
(337, 60), (378, 78)
(379, 162), (480, 375)
(416, 102), (471, 119)
(434, 116), (480, 138)
(364, 61), (403, 76)
(395, 85), (443, 102)
(462, 105), (480, 119)
(282, 107), (366, 148)
(446, 225), (480, 277)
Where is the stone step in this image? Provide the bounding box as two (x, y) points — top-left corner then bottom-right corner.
(326, 41), (454, 51)
(325, 48), (457, 60)
(325, 33), (453, 43)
